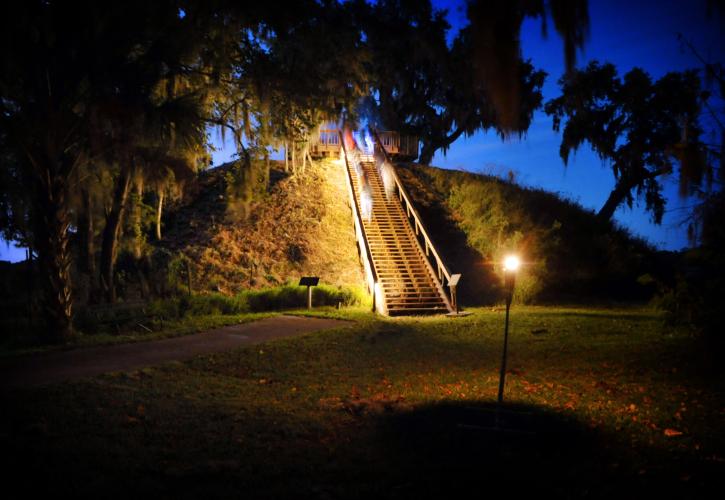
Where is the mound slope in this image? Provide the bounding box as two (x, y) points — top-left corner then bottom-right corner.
(163, 160), (363, 294)
(160, 157), (655, 305)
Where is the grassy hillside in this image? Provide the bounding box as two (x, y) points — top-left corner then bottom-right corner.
(396, 163), (657, 305)
(159, 158), (657, 305)
(162, 159), (364, 294)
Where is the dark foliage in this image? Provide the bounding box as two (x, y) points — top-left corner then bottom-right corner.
(545, 62), (706, 223)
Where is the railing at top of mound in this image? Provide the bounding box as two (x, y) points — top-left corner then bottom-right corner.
(338, 131), (386, 315)
(371, 129), (460, 313)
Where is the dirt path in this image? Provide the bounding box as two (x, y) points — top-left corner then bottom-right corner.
(0, 315), (350, 389)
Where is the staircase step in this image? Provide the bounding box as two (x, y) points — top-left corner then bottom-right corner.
(387, 307), (448, 316)
(346, 156), (452, 315)
(386, 298), (446, 304)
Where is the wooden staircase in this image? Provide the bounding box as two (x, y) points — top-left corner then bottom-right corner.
(346, 156), (451, 315)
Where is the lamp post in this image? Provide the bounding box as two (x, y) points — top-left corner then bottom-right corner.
(497, 255), (520, 404)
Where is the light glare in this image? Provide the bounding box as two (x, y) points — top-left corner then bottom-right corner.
(504, 255), (520, 272)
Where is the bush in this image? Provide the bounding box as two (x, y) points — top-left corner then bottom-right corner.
(187, 293), (250, 316)
(243, 283), (367, 312)
(147, 297), (184, 320)
(142, 283), (367, 322)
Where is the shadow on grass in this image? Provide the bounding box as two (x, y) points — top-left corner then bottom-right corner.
(2, 395), (714, 499)
(375, 401), (609, 497)
(373, 400), (704, 499)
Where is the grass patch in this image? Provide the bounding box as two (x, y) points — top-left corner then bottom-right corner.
(2, 306), (722, 498)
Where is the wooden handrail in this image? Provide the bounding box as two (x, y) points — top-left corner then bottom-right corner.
(371, 129), (460, 312)
(338, 131), (385, 315)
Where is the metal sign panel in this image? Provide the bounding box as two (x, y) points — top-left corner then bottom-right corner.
(298, 277), (320, 287)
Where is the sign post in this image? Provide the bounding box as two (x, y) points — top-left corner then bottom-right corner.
(298, 277), (320, 309)
(448, 273), (461, 313)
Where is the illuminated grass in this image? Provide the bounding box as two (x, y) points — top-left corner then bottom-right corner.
(2, 306), (722, 498)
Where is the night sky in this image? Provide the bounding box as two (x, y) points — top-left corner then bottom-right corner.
(428, 0), (723, 251)
(1, 0), (722, 262)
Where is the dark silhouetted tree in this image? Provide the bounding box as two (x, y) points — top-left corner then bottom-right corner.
(545, 62), (705, 223)
(357, 0), (546, 165)
(466, 0), (589, 128)
(0, 1), (217, 334)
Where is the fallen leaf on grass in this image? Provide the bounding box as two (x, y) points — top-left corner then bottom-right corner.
(664, 428), (683, 437)
(318, 397), (344, 411)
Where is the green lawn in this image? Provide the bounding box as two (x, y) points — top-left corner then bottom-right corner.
(2, 305), (723, 498)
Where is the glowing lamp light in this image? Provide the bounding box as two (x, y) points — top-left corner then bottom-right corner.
(503, 255), (520, 272)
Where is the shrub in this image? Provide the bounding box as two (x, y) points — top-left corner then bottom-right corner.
(241, 283), (367, 312)
(187, 293), (250, 316)
(147, 297), (184, 320)
(141, 283), (367, 322)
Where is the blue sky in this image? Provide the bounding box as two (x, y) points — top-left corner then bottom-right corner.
(1, 0), (721, 262)
(429, 0), (723, 251)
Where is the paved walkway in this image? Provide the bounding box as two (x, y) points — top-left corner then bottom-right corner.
(0, 315), (350, 389)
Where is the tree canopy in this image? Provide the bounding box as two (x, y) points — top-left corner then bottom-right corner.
(0, 0), (591, 341)
(545, 61), (706, 223)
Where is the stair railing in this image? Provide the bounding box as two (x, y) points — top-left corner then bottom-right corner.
(371, 129), (461, 313)
(338, 132), (386, 315)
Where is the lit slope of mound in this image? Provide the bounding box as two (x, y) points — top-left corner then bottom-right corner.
(395, 163), (656, 304)
(163, 159), (363, 294)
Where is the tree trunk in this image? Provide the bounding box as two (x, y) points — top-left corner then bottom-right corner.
(131, 184), (143, 260)
(156, 190), (164, 240)
(597, 178), (633, 222)
(33, 171), (74, 342)
(597, 167), (668, 222)
(100, 165), (132, 303)
(284, 141), (289, 172)
(136, 259), (150, 299)
(418, 145), (436, 166)
(418, 126), (467, 166)
(291, 141), (296, 174)
(78, 188), (95, 276)
(26, 246), (34, 331)
(306, 151), (314, 173)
